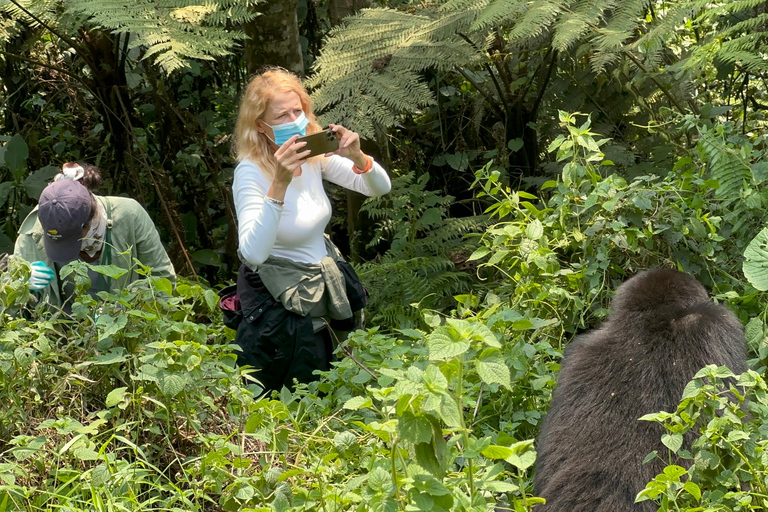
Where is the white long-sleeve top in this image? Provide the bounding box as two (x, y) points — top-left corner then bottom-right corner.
(233, 155), (391, 267)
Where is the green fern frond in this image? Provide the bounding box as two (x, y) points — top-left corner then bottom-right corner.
(56, 0), (258, 73)
(552, 0), (619, 52)
(698, 129), (754, 203)
(506, 0), (567, 42)
(470, 0), (525, 33)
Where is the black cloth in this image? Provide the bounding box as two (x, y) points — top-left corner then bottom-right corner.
(234, 259), (367, 393)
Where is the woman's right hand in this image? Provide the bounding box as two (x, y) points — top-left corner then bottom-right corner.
(273, 135), (310, 183)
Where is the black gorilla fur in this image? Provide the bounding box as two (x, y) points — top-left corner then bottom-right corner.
(533, 268), (747, 511)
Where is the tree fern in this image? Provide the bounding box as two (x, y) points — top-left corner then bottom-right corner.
(356, 172), (488, 327)
(0, 0), (260, 74)
(697, 127), (754, 204)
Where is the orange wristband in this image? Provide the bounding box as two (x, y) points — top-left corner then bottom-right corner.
(352, 155), (373, 174)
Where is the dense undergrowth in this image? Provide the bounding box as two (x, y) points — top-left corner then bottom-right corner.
(2, 115), (768, 511)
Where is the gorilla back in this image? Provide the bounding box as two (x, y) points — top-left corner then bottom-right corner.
(533, 268), (747, 512)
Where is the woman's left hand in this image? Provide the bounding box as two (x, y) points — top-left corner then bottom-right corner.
(328, 124), (368, 169)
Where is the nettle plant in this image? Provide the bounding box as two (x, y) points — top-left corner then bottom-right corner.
(0, 258), (269, 511)
(469, 111), (766, 335)
(637, 366), (768, 511)
(312, 305), (561, 512)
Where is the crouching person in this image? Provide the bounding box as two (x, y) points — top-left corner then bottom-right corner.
(13, 163), (175, 313)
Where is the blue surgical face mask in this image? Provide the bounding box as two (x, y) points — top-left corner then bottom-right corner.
(264, 111), (309, 146)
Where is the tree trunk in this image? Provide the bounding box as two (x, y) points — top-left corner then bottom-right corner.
(244, 0), (304, 76)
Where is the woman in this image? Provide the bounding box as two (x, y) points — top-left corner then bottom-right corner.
(14, 162), (176, 311)
(232, 67), (391, 393)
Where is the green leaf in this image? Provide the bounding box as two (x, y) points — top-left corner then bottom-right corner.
(368, 467), (393, 493)
(661, 433), (683, 453)
(234, 483), (254, 501)
(547, 135), (565, 153)
(105, 387), (128, 408)
(397, 411), (433, 444)
(96, 314), (128, 342)
(89, 265), (130, 279)
(438, 395), (462, 428)
(91, 464), (110, 487)
(468, 246), (490, 261)
(415, 442), (444, 478)
(481, 445), (514, 459)
(483, 481), (519, 492)
(159, 374), (186, 397)
(204, 288), (218, 311)
(525, 219), (544, 240)
(0, 181), (13, 208)
(426, 326), (470, 360)
(22, 165), (59, 200)
(683, 480), (701, 501)
(5, 134), (28, 177)
(95, 349), (129, 365)
(152, 277), (174, 295)
(344, 396), (373, 410)
(73, 446), (99, 461)
(417, 208), (443, 229)
(476, 361), (512, 389)
(192, 249), (221, 267)
(743, 228), (768, 290)
(507, 138), (524, 152)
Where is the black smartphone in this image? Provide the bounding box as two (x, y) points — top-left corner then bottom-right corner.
(296, 129), (339, 158)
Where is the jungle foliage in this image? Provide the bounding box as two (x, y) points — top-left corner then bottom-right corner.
(1, 0), (768, 510)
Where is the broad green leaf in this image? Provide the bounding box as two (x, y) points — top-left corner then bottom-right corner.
(91, 464), (110, 487)
(5, 134), (28, 177)
(105, 387), (128, 407)
(159, 374), (186, 397)
(96, 314), (128, 342)
(484, 481), (519, 492)
(234, 483), (254, 500)
(90, 265), (130, 279)
(683, 480), (701, 501)
(192, 249), (221, 267)
(95, 349), (128, 365)
(333, 431), (357, 451)
(426, 326), (469, 360)
(0, 181), (13, 208)
(204, 288), (218, 311)
(481, 445), (514, 459)
(745, 317), (764, 351)
(272, 493), (290, 512)
(506, 449), (536, 470)
(344, 396), (373, 410)
(743, 228), (768, 290)
(507, 138), (524, 152)
(73, 446), (99, 461)
(525, 219), (544, 240)
(368, 467), (392, 493)
(414, 442), (444, 478)
(661, 433), (683, 453)
(152, 277), (174, 295)
(397, 411), (433, 444)
(663, 465), (687, 479)
(476, 361), (512, 389)
(438, 395), (462, 427)
(467, 246), (490, 261)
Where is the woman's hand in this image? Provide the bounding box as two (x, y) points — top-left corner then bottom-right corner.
(328, 124), (368, 169)
(273, 135), (310, 183)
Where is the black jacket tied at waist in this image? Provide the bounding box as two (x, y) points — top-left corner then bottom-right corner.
(234, 256), (367, 394)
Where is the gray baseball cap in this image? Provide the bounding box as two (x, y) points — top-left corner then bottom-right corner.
(38, 179), (92, 263)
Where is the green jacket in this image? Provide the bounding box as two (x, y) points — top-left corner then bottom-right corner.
(13, 195), (176, 307)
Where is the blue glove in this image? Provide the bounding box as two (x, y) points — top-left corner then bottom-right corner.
(29, 261), (55, 291)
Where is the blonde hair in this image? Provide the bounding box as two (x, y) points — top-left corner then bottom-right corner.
(234, 67), (322, 177)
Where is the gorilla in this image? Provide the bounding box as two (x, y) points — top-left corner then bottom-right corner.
(533, 268), (747, 511)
